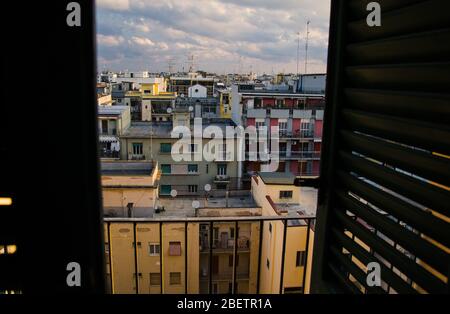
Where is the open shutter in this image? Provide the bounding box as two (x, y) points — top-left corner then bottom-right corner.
(312, 0), (450, 294)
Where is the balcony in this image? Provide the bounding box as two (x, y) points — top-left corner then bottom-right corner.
(99, 149), (120, 159)
(128, 154), (145, 160)
(104, 215), (315, 294)
(200, 237), (250, 253)
(290, 151), (321, 159)
(214, 174), (231, 182)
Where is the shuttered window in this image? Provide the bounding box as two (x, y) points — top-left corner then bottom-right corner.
(312, 0), (450, 294)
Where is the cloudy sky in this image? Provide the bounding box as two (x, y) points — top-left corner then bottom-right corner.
(96, 0), (331, 74)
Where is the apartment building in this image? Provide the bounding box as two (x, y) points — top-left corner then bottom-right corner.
(111, 80), (176, 121)
(119, 116), (240, 195)
(294, 74), (327, 94)
(104, 172), (316, 294)
(168, 74), (217, 98)
(98, 105), (131, 159)
(175, 97), (219, 119)
(217, 88), (232, 119)
(231, 84), (325, 187)
(251, 172), (316, 293)
(101, 160), (160, 219)
(116, 72), (167, 91)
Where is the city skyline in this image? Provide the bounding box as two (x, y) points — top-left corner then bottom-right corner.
(96, 0), (331, 74)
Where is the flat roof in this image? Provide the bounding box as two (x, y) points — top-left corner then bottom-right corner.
(170, 76), (217, 81)
(258, 172), (296, 185)
(98, 105), (129, 116)
(240, 90), (325, 97)
(101, 161), (153, 176)
(154, 195), (258, 218)
(121, 120), (237, 139)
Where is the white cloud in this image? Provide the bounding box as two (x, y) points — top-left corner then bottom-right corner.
(97, 0), (130, 11)
(97, 34), (124, 46)
(130, 36), (155, 46)
(96, 0), (331, 73)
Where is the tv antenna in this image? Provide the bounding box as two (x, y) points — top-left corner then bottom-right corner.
(305, 20), (311, 75)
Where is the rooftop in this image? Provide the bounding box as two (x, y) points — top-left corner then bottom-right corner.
(154, 194), (258, 218)
(98, 105), (129, 116)
(121, 120), (237, 139)
(101, 161), (153, 176)
(258, 172), (296, 185)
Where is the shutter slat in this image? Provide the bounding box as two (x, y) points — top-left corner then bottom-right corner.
(347, 28), (450, 65)
(348, 0), (450, 42)
(340, 130), (450, 186)
(338, 150), (450, 217)
(331, 228), (419, 294)
(333, 209), (447, 293)
(345, 63), (450, 92)
(344, 88), (450, 124)
(336, 190), (449, 275)
(330, 246), (385, 294)
(348, 0), (425, 20)
(336, 170), (450, 248)
(328, 262), (363, 294)
(341, 109), (450, 155)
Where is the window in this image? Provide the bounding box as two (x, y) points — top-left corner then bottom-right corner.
(101, 120), (108, 134)
(170, 272), (181, 285)
(278, 122), (287, 133)
(269, 223), (272, 233)
(280, 191), (293, 199)
(188, 164), (198, 173)
(213, 227), (219, 243)
(188, 185), (198, 193)
(276, 99), (284, 107)
(161, 164), (171, 174)
(132, 143), (143, 155)
(296, 251), (306, 267)
(160, 143), (172, 153)
(254, 98), (262, 108)
(256, 121), (265, 130)
(266, 258), (270, 269)
(160, 185), (171, 195)
(206, 164), (209, 174)
(150, 273), (161, 286)
(149, 243), (160, 256)
(217, 164), (227, 176)
(230, 227), (235, 239)
(169, 241), (182, 256)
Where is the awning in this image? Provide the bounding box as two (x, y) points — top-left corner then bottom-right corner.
(99, 135), (119, 143)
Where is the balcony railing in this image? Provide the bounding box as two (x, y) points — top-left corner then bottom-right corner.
(290, 151), (321, 159)
(104, 215), (316, 294)
(100, 149), (120, 159)
(214, 174), (231, 182)
(268, 151), (320, 160)
(128, 154), (145, 160)
(278, 130), (315, 139)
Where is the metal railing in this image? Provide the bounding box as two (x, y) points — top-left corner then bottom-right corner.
(104, 215), (316, 294)
(100, 149), (120, 159)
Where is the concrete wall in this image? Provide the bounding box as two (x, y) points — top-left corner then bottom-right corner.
(120, 137), (240, 193)
(106, 221), (200, 294)
(251, 175), (315, 294)
(188, 84), (207, 98)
